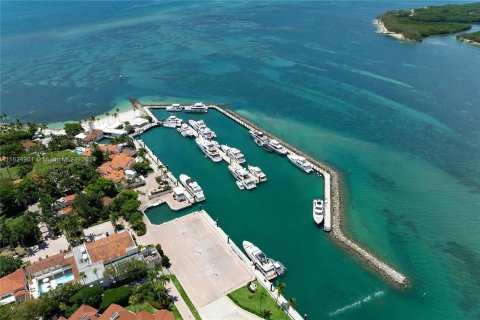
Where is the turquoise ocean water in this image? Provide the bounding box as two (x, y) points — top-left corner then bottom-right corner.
(1, 1), (479, 319)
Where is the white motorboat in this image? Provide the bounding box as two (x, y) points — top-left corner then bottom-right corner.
(243, 241), (277, 280)
(287, 154), (313, 173)
(267, 139), (288, 155)
(313, 199), (324, 225)
(228, 163), (256, 190)
(163, 115), (183, 128)
(247, 165), (267, 183)
(166, 104), (182, 112)
(249, 129), (268, 144)
(185, 102), (208, 113)
(221, 145), (246, 164)
(189, 120), (216, 139)
(179, 174), (205, 202)
(195, 137), (222, 162)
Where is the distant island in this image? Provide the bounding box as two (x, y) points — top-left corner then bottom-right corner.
(375, 2), (480, 43)
(456, 30), (480, 45)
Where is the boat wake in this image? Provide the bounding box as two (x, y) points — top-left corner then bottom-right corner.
(329, 290), (385, 317)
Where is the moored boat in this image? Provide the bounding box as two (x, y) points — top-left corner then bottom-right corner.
(179, 174), (205, 202)
(243, 241), (277, 280)
(248, 165), (267, 183)
(185, 102), (208, 113)
(313, 199), (324, 225)
(267, 139), (288, 155)
(287, 154), (313, 173)
(195, 137), (222, 162)
(221, 145), (246, 164)
(228, 163), (256, 190)
(166, 104), (182, 112)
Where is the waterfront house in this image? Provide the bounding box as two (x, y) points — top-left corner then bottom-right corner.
(83, 129), (104, 144)
(0, 269), (29, 305)
(130, 117), (149, 128)
(60, 303), (174, 320)
(98, 153), (135, 182)
(103, 127), (127, 138)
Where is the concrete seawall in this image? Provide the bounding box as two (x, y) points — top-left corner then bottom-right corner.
(210, 105), (409, 287)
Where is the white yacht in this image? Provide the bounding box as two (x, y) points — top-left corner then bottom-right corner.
(313, 199), (324, 225)
(177, 124), (196, 137)
(267, 139), (288, 155)
(179, 174), (205, 202)
(249, 129), (268, 144)
(228, 163), (256, 190)
(196, 137), (222, 162)
(166, 104), (182, 112)
(185, 102), (208, 113)
(287, 154), (313, 173)
(248, 165), (267, 183)
(221, 145), (246, 164)
(189, 120), (216, 140)
(243, 241), (277, 280)
(163, 115), (183, 128)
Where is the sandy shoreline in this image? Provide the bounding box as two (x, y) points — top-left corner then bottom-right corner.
(374, 19), (406, 41)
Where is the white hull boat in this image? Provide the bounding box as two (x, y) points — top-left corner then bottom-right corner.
(248, 165), (267, 183)
(221, 145), (246, 164)
(243, 241), (277, 280)
(287, 154), (313, 173)
(228, 163), (256, 190)
(179, 174), (205, 202)
(267, 139), (288, 155)
(196, 137), (222, 162)
(313, 199), (324, 225)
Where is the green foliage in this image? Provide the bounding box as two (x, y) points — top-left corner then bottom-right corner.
(0, 179), (25, 216)
(378, 3), (480, 41)
(0, 128), (33, 145)
(142, 115), (153, 123)
(129, 281), (171, 310)
(126, 302), (156, 314)
(170, 274), (201, 320)
(73, 192), (106, 226)
(131, 160), (153, 176)
(0, 255), (22, 277)
(128, 211), (146, 236)
(228, 280), (286, 320)
(457, 30), (480, 43)
(64, 123), (83, 137)
(111, 135), (134, 148)
(161, 255), (171, 268)
(100, 285), (131, 311)
(0, 143), (24, 159)
(70, 286), (104, 308)
(48, 135), (76, 151)
(85, 177), (117, 197)
(0, 213), (40, 248)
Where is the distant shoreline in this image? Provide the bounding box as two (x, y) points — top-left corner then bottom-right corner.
(373, 19), (406, 41)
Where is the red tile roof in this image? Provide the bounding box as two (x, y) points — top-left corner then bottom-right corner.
(25, 252), (79, 281)
(68, 304), (98, 320)
(85, 231), (136, 264)
(0, 268), (27, 297)
(65, 194), (77, 202)
(102, 196), (114, 207)
(98, 304), (136, 320)
(84, 129), (103, 143)
(21, 141), (37, 149)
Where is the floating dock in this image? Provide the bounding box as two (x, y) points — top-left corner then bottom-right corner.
(133, 99), (409, 287)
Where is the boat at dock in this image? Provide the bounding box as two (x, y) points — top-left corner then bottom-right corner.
(166, 104), (182, 112)
(221, 145), (246, 164)
(177, 124), (196, 137)
(195, 137), (222, 162)
(179, 174), (205, 202)
(189, 120), (217, 140)
(249, 129), (268, 144)
(243, 241), (285, 280)
(313, 199), (324, 225)
(163, 115), (183, 128)
(185, 102), (208, 113)
(267, 139), (288, 155)
(228, 163), (257, 190)
(248, 165), (267, 183)
(287, 154), (313, 173)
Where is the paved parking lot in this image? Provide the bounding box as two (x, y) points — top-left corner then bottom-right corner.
(137, 211), (254, 308)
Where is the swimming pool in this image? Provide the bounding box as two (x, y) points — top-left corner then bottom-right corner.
(38, 269), (74, 295)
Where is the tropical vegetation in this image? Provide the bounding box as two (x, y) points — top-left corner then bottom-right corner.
(378, 3), (480, 42)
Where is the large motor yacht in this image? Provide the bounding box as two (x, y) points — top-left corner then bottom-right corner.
(267, 139), (288, 155)
(185, 102), (208, 113)
(228, 163), (256, 190)
(195, 137), (222, 162)
(287, 154), (314, 173)
(243, 241), (277, 280)
(313, 199), (324, 225)
(221, 145), (246, 164)
(179, 174), (206, 202)
(166, 104), (182, 112)
(247, 165), (267, 183)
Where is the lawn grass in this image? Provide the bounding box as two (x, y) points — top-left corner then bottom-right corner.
(171, 304), (184, 320)
(0, 166), (19, 180)
(126, 302), (157, 314)
(228, 280), (287, 320)
(169, 274), (202, 320)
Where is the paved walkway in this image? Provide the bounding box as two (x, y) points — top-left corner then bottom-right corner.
(199, 296), (262, 320)
(166, 279), (195, 320)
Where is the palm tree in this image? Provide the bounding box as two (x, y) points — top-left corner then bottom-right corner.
(276, 282), (286, 302)
(259, 290), (267, 312)
(79, 271), (86, 284)
(93, 268), (99, 281)
(158, 274), (170, 287)
(287, 297), (297, 312)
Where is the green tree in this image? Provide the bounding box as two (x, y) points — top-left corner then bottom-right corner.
(100, 286), (131, 311)
(64, 123), (83, 137)
(258, 290), (267, 312)
(276, 282), (286, 302)
(85, 177), (117, 197)
(0, 255), (22, 277)
(70, 286), (104, 308)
